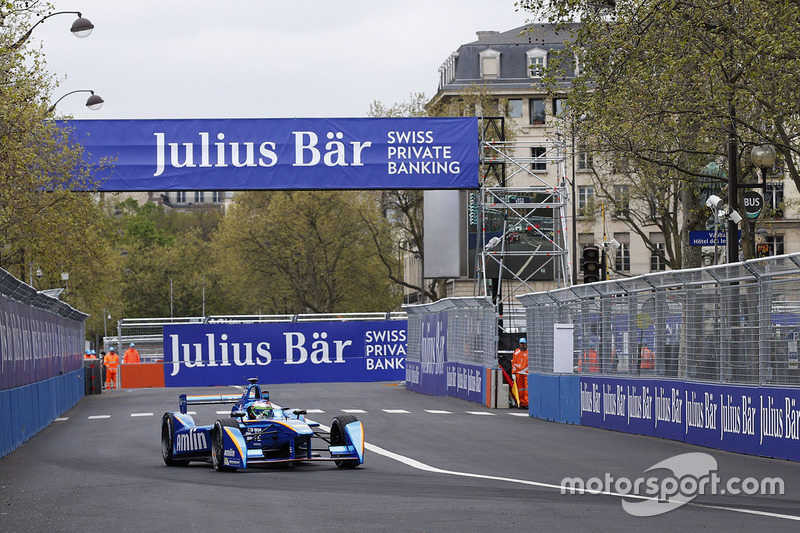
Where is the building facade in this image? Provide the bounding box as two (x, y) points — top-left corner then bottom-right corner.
(412, 24), (799, 305)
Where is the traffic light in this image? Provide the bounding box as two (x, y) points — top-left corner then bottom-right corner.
(581, 245), (601, 283)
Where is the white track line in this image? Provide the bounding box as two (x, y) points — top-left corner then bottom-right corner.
(315, 422), (800, 523)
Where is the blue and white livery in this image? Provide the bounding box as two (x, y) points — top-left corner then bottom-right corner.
(161, 378), (364, 471)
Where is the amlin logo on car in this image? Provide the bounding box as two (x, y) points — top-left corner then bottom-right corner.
(560, 452), (785, 517)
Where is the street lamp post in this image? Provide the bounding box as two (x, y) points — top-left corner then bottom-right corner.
(11, 11), (94, 50)
(751, 144), (777, 190)
(47, 89), (104, 114)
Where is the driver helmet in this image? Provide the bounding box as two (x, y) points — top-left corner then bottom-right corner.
(249, 400), (273, 419)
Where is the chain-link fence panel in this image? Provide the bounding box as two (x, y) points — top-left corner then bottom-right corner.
(404, 297), (498, 367)
(518, 254), (800, 387)
(106, 313), (408, 364)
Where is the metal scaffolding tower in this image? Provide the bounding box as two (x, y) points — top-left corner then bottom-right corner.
(475, 117), (571, 328)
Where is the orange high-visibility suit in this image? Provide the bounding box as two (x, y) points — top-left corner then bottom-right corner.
(578, 349), (600, 372)
(512, 345), (529, 408)
(640, 346), (655, 370)
(123, 346), (140, 364)
(104, 350), (120, 389)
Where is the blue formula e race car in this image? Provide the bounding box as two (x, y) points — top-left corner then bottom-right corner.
(161, 378), (364, 471)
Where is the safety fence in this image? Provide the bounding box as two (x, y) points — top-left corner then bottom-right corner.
(101, 312), (409, 389)
(0, 267), (87, 458)
(404, 297), (500, 404)
(103, 312), (407, 363)
(517, 253), (800, 387)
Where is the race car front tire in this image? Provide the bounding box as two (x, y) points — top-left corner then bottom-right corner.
(212, 418), (239, 472)
(161, 413), (190, 467)
(330, 415), (361, 469)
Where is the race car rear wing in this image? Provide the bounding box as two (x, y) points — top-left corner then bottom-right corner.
(179, 394), (243, 414)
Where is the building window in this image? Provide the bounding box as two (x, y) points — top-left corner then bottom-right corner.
(194, 191), (204, 204)
(577, 145), (593, 169)
(651, 238), (667, 271)
(766, 235), (785, 256)
(573, 52), (585, 76)
(526, 48), (547, 78)
(508, 99), (523, 118)
(212, 191), (222, 203)
(530, 99), (546, 125)
(176, 191), (186, 204)
(553, 98), (568, 117)
(766, 182), (784, 217)
(613, 185), (629, 217)
(578, 185), (594, 215)
(479, 48), (500, 79)
(614, 233), (631, 272)
(531, 147), (547, 171)
(649, 196), (662, 220)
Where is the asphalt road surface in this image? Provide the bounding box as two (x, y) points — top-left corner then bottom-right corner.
(2, 381), (800, 532)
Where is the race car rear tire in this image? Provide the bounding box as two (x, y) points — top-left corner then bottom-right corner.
(212, 418), (239, 472)
(330, 415), (360, 469)
(161, 413), (190, 467)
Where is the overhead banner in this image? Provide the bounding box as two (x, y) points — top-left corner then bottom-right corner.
(61, 117), (479, 191)
(162, 320), (406, 387)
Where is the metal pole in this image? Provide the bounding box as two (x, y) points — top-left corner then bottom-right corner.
(713, 212), (719, 265)
(727, 87), (739, 263)
(571, 127), (578, 284)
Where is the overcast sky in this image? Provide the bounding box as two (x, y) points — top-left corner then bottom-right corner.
(33, 1), (529, 120)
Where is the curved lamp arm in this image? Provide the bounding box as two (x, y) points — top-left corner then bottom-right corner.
(47, 90), (104, 114)
(11, 11), (94, 50)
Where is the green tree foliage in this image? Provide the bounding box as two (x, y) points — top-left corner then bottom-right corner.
(212, 190), (400, 314)
(0, 1), (119, 338)
(519, 0), (800, 264)
(113, 199), (223, 318)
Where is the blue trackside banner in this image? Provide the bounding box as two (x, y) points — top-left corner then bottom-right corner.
(446, 362), (485, 404)
(405, 312), (447, 396)
(60, 117), (479, 191)
(579, 376), (800, 461)
(162, 321), (407, 387)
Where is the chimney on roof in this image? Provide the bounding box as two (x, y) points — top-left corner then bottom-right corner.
(476, 31), (499, 40)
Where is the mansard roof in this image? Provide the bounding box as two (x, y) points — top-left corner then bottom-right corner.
(436, 23), (580, 93)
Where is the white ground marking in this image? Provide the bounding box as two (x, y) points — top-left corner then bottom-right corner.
(424, 410), (453, 415)
(342, 409), (367, 414)
(87, 415), (111, 419)
(466, 411), (495, 416)
(216, 410), (229, 415)
(54, 417), (68, 422)
(383, 409), (410, 414)
(507, 412), (529, 417)
(311, 424), (800, 523)
(130, 413), (153, 417)
(304, 409), (325, 413)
